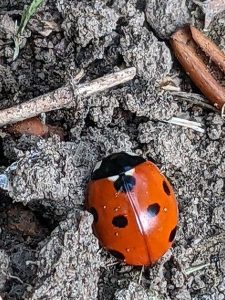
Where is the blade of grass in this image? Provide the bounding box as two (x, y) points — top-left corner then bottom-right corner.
(18, 0), (44, 36)
(13, 0), (44, 60)
(184, 263), (210, 275)
(165, 117), (205, 133)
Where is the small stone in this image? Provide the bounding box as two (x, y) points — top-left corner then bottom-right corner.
(145, 0), (190, 39)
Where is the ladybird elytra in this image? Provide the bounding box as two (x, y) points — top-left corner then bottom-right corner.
(87, 152), (178, 266)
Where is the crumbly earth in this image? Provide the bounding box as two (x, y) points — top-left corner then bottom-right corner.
(0, 0), (225, 299)
(24, 211), (102, 300)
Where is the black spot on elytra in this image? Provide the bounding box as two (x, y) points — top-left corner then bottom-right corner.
(169, 226), (177, 242)
(89, 207), (98, 223)
(91, 152), (145, 180)
(108, 249), (125, 261)
(163, 180), (171, 196)
(112, 215), (128, 228)
(114, 174), (136, 192)
(147, 203), (160, 217)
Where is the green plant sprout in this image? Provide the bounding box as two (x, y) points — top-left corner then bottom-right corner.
(13, 0), (44, 60)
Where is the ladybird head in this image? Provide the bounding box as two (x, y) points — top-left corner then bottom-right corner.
(91, 152), (146, 180)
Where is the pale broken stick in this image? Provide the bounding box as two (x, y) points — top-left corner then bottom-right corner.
(0, 67), (136, 127)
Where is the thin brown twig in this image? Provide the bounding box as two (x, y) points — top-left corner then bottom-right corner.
(0, 67), (136, 127)
(171, 91), (218, 112)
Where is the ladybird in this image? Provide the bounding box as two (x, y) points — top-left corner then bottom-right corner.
(86, 152), (178, 266)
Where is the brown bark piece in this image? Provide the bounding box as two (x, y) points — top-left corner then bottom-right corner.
(190, 26), (225, 74)
(5, 117), (49, 137)
(170, 26), (225, 110)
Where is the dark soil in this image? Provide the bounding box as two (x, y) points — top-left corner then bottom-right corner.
(0, 0), (225, 299)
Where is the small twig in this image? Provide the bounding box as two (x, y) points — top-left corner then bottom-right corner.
(161, 85), (181, 92)
(171, 91), (218, 112)
(0, 10), (23, 15)
(0, 67), (136, 127)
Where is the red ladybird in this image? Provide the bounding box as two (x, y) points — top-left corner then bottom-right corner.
(86, 152), (178, 266)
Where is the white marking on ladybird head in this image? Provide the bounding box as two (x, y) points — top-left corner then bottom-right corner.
(126, 151), (138, 156)
(125, 168), (135, 176)
(93, 160), (102, 172)
(108, 175), (119, 182)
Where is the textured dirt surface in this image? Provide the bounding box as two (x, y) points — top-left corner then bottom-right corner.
(0, 0), (225, 299)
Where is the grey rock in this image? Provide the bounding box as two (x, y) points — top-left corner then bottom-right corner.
(58, 0), (119, 47)
(7, 137), (96, 214)
(145, 0), (190, 39)
(121, 27), (172, 82)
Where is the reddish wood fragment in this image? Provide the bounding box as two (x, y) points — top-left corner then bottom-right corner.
(190, 26), (225, 74)
(170, 26), (225, 110)
(5, 117), (49, 137)
(5, 117), (65, 140)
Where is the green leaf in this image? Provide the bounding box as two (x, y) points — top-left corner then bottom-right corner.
(13, 0), (44, 60)
(18, 0), (44, 35)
